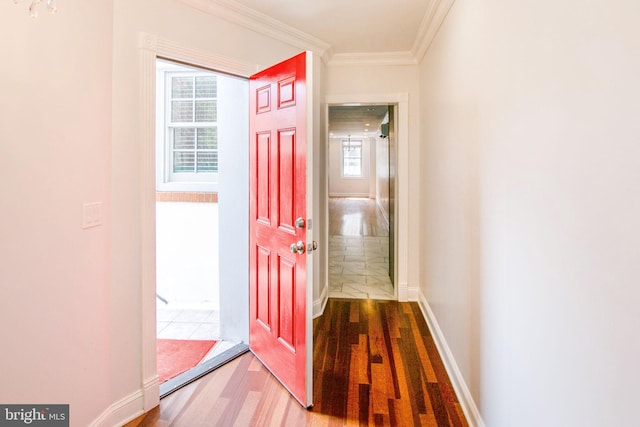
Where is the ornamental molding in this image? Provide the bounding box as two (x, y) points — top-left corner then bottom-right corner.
(177, 0), (455, 66)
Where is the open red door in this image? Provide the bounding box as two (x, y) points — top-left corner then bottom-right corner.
(249, 51), (313, 407)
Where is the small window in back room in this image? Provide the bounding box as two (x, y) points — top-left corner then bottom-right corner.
(341, 138), (363, 177)
(156, 61), (220, 192)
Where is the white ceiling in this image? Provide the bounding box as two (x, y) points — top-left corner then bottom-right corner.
(181, 0), (441, 137)
(225, 0), (430, 137)
(224, 1), (430, 137)
(329, 105), (389, 138)
(231, 0), (431, 54)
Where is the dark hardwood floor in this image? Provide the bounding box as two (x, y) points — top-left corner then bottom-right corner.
(126, 300), (468, 426)
(312, 299), (467, 426)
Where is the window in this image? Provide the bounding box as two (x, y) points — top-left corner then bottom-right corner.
(168, 73), (218, 180)
(156, 60), (249, 192)
(156, 60), (221, 191)
(342, 139), (363, 177)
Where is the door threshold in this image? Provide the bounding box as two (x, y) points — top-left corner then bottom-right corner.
(160, 342), (249, 399)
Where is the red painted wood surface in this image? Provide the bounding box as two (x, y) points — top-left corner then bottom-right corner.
(249, 52), (309, 406)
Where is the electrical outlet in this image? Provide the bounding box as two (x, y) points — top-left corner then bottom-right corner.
(82, 202), (103, 229)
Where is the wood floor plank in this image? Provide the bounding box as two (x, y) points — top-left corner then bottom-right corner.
(379, 305), (401, 398)
(347, 340), (363, 423)
(356, 334), (369, 385)
(132, 299), (468, 427)
(388, 335), (417, 426)
(405, 306), (438, 383)
(350, 300), (360, 323)
(371, 362), (389, 416)
(230, 390), (260, 427)
(419, 381), (440, 427)
(329, 197), (389, 237)
(384, 301), (402, 339)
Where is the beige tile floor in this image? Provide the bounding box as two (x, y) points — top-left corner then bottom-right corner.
(157, 305), (219, 340)
(328, 235), (395, 300)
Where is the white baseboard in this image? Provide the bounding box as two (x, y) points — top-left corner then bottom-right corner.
(90, 376), (159, 427)
(143, 375), (160, 411)
(395, 280), (411, 302)
(90, 390), (143, 427)
(407, 284), (420, 301)
(89, 407), (113, 427)
(415, 288), (486, 427)
(313, 285), (328, 318)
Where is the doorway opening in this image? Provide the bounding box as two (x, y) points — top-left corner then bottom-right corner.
(155, 59), (249, 397)
(327, 105), (397, 300)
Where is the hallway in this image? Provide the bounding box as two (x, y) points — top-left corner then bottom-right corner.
(329, 197), (394, 300)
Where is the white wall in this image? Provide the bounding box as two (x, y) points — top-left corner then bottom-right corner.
(0, 1), (112, 426)
(419, 1), (640, 426)
(328, 136), (374, 197)
(326, 64), (420, 293)
(156, 202), (219, 307)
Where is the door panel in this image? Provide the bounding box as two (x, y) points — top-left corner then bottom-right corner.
(256, 132), (271, 222)
(278, 129), (296, 230)
(249, 51), (311, 407)
(256, 246), (271, 330)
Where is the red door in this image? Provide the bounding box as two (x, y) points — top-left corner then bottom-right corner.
(249, 52), (312, 407)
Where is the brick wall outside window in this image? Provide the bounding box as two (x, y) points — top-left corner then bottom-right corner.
(156, 192), (218, 203)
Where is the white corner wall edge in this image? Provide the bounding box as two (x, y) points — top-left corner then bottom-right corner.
(415, 288), (486, 427)
(89, 377), (159, 426)
(313, 284), (328, 319)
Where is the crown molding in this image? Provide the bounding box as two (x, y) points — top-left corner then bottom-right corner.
(328, 51), (417, 67)
(178, 0), (455, 67)
(178, 0), (331, 59)
(411, 0), (456, 63)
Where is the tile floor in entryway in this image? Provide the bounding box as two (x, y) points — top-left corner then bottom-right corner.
(328, 235), (394, 300)
(156, 303), (237, 360)
(157, 304), (219, 340)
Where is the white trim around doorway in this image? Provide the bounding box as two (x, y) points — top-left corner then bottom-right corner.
(138, 31), (260, 418)
(325, 93), (409, 302)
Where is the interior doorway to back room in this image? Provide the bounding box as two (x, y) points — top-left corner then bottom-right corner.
(155, 59), (249, 396)
(327, 105), (396, 300)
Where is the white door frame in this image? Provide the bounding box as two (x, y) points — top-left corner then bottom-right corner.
(324, 94), (409, 302)
(138, 32), (259, 411)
